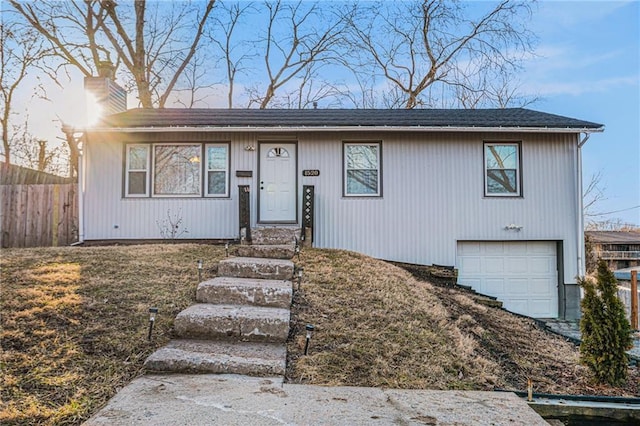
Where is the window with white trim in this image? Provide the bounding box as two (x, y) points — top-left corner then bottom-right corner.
(124, 143), (230, 198)
(205, 144), (229, 197)
(125, 144), (150, 196)
(344, 142), (381, 196)
(153, 144), (202, 196)
(484, 142), (521, 196)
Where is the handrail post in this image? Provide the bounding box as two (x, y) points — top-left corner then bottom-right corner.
(238, 185), (251, 244)
(302, 185), (314, 247)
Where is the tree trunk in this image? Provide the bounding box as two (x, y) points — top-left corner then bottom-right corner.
(1, 113), (10, 164)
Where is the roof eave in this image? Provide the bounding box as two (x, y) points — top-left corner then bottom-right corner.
(81, 125), (605, 134)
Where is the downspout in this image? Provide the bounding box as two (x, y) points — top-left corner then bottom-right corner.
(71, 133), (85, 245)
(576, 133), (591, 277)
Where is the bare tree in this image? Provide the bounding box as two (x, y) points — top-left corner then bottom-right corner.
(585, 219), (640, 232)
(452, 68), (539, 109)
(14, 135), (68, 175)
(0, 20), (51, 165)
(583, 171), (607, 221)
(60, 123), (81, 177)
(347, 0), (536, 109)
(248, 0), (349, 109)
(206, 1), (256, 108)
(582, 172), (640, 231)
(271, 62), (347, 109)
(9, 0), (216, 108)
(170, 54), (216, 108)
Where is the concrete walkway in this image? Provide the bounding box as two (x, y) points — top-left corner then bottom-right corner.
(540, 319), (640, 362)
(84, 374), (547, 425)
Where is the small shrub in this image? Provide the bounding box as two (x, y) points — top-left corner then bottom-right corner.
(579, 260), (633, 385)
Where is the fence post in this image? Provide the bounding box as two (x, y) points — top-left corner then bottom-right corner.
(301, 185), (314, 247)
(632, 270), (638, 330)
(238, 185), (251, 244)
(52, 184), (60, 247)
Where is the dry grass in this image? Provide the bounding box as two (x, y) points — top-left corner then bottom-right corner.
(1, 244), (221, 425)
(287, 248), (639, 396)
(2, 244), (638, 426)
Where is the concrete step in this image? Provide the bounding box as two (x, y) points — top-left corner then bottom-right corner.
(456, 283), (504, 308)
(233, 244), (296, 260)
(472, 295), (504, 309)
(196, 277), (292, 309)
(144, 340), (286, 376)
(250, 227), (300, 246)
(218, 257), (294, 280)
(174, 304), (290, 343)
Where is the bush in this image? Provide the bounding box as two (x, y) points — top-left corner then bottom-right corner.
(579, 260), (633, 385)
(584, 234), (597, 275)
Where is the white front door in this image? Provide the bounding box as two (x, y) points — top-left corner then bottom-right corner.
(457, 241), (558, 318)
(259, 143), (297, 222)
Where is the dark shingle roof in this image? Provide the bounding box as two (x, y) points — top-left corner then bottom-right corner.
(585, 231), (640, 244)
(98, 108), (603, 131)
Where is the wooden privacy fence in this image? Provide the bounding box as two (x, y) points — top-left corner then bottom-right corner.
(1, 184), (78, 248)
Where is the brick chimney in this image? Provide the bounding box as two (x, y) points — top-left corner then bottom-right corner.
(84, 61), (127, 115)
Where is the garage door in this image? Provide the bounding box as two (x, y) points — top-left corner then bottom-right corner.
(457, 241), (558, 318)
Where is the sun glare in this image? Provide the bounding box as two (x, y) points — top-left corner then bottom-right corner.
(85, 92), (103, 127)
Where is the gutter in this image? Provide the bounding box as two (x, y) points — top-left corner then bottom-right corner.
(78, 125), (605, 134)
(579, 132), (591, 148)
(577, 132), (591, 277)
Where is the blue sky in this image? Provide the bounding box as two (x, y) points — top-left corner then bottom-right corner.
(522, 0), (639, 226)
(9, 0), (640, 226)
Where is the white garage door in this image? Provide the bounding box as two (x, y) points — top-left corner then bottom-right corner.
(457, 241), (558, 318)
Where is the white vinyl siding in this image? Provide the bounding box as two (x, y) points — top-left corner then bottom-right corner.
(299, 132), (579, 288)
(205, 144), (230, 197)
(89, 132), (580, 303)
(125, 144), (150, 197)
(484, 142), (521, 196)
(344, 142), (381, 196)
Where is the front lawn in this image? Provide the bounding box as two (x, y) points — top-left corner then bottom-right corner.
(1, 244), (220, 425)
(2, 244), (637, 425)
(287, 249), (639, 395)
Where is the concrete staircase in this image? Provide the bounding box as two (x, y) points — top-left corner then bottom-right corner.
(144, 227), (299, 376)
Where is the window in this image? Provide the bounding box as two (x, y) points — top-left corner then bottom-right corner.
(125, 144), (149, 196)
(267, 147), (289, 158)
(344, 142), (381, 196)
(153, 144), (202, 196)
(206, 144), (229, 197)
(125, 143), (230, 198)
(484, 143), (521, 196)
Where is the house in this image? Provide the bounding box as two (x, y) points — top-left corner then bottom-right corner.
(585, 231), (640, 270)
(79, 107), (603, 320)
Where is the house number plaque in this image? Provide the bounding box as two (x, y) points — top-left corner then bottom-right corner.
(302, 170), (320, 177)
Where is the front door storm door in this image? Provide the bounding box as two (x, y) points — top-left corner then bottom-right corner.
(259, 143), (297, 222)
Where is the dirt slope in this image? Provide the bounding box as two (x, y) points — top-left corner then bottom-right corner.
(287, 248), (639, 396)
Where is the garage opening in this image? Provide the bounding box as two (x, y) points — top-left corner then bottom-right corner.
(457, 241), (559, 318)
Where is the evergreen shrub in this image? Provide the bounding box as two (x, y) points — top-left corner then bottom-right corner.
(579, 260), (633, 385)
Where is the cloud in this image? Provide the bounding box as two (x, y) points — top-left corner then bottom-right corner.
(535, 0), (634, 28)
(519, 37), (638, 97)
(529, 45), (626, 72)
(528, 75), (638, 97)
